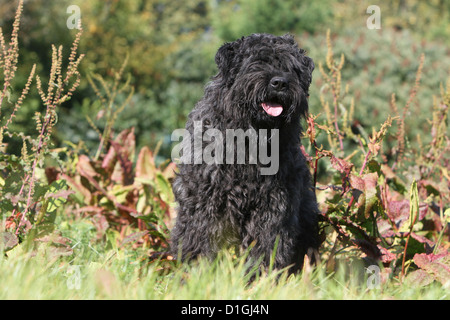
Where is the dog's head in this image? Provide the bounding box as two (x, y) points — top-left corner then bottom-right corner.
(214, 34), (314, 126)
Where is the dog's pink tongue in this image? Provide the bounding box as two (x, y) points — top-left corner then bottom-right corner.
(261, 102), (283, 117)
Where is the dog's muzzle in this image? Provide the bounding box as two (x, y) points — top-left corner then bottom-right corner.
(270, 76), (288, 92)
(260, 76), (291, 117)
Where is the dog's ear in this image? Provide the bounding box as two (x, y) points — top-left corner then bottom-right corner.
(215, 39), (243, 86)
(300, 55), (315, 92)
(302, 56), (315, 79)
(215, 42), (235, 71)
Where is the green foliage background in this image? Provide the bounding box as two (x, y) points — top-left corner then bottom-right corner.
(1, 0), (448, 160)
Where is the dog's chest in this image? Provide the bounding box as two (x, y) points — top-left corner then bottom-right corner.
(213, 164), (291, 218)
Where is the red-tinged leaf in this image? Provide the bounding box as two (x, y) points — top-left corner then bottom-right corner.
(349, 172), (378, 218)
(61, 173), (92, 204)
(102, 129), (136, 181)
(380, 164), (396, 179)
(110, 140), (134, 185)
(349, 174), (364, 190)
(45, 189), (76, 200)
(379, 246), (397, 264)
(102, 144), (117, 174)
(410, 233), (436, 254)
(386, 200), (428, 229)
(77, 154), (98, 179)
(363, 172), (378, 217)
(34, 233), (73, 257)
(114, 128), (135, 162)
(415, 252), (450, 266)
(77, 158), (109, 195)
(413, 253), (450, 286)
(306, 115), (316, 143)
(330, 155), (353, 175)
(405, 269), (435, 287)
(136, 146), (156, 181)
(4, 218), (16, 231)
(387, 200), (410, 221)
(363, 173), (378, 192)
(0, 232), (18, 251)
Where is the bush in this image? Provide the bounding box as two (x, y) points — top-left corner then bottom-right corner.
(302, 27), (450, 150)
(211, 0), (335, 41)
(304, 32), (449, 285)
(1, 1), (83, 251)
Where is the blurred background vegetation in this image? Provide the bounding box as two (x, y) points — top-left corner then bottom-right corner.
(1, 0), (449, 163)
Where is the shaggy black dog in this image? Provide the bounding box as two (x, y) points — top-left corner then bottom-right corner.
(170, 34), (318, 273)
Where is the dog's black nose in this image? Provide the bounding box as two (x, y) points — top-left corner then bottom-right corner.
(270, 77), (288, 91)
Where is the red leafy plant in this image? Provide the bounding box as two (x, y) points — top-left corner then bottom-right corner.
(305, 31), (449, 286)
(1, 1), (82, 256)
(57, 57), (176, 258)
(62, 128), (176, 254)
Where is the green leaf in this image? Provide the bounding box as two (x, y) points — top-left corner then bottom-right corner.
(46, 180), (73, 213)
(155, 172), (173, 203)
(408, 179), (419, 230)
(36, 180), (74, 224)
(443, 208), (450, 225)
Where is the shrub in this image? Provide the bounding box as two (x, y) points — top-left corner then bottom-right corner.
(57, 58), (175, 257)
(302, 27), (450, 150)
(0, 1), (83, 253)
(304, 31), (449, 286)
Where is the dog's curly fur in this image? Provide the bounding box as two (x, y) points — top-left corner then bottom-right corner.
(170, 34), (318, 273)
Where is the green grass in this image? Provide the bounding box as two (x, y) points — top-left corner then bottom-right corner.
(1, 216), (448, 300)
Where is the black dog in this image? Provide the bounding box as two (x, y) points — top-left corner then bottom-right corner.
(170, 34), (318, 273)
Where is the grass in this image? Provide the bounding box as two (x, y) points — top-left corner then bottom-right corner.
(1, 215), (448, 300)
